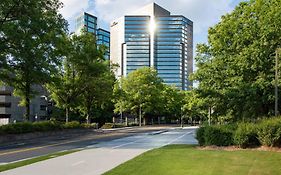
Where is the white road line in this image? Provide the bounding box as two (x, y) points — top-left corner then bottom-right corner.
(165, 131), (193, 145)
(111, 140), (140, 149)
(71, 160), (85, 166)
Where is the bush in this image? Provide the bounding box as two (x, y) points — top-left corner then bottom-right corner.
(196, 126), (206, 146)
(101, 123), (114, 129)
(0, 120), (101, 135)
(33, 121), (62, 132)
(81, 123), (98, 129)
(203, 125), (234, 146)
(114, 123), (127, 128)
(62, 121), (81, 129)
(257, 118), (281, 147)
(0, 122), (33, 134)
(234, 123), (260, 148)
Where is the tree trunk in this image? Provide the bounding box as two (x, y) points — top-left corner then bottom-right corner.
(86, 113), (90, 124)
(139, 105), (142, 127)
(24, 96), (30, 122)
(66, 107), (69, 123)
(143, 116), (146, 126)
(24, 82), (31, 122)
(125, 117), (128, 126)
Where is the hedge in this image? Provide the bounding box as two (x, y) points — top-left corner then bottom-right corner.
(196, 117), (281, 148)
(0, 121), (98, 135)
(234, 123), (260, 148)
(257, 118), (281, 147)
(196, 125), (235, 146)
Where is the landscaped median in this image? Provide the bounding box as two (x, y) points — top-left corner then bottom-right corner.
(104, 145), (281, 175)
(0, 149), (80, 172)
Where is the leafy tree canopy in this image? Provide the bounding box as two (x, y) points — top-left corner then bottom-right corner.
(191, 0), (281, 121)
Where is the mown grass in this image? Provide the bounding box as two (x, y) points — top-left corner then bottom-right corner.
(104, 145), (281, 175)
(0, 149), (79, 172)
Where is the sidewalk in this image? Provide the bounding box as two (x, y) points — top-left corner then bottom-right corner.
(1, 147), (147, 175)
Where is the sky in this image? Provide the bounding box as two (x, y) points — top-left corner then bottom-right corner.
(60, 0), (245, 49)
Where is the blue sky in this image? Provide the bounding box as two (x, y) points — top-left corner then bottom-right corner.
(60, 0), (245, 55)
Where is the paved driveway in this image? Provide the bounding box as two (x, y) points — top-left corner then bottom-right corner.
(1, 127), (198, 175)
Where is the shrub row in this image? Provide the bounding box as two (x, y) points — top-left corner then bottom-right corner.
(100, 123), (127, 129)
(196, 117), (281, 148)
(0, 121), (98, 135)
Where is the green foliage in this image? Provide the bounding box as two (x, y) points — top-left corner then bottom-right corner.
(113, 67), (165, 122)
(234, 123), (260, 148)
(81, 123), (98, 129)
(62, 121), (81, 129)
(257, 118), (281, 147)
(47, 32), (115, 123)
(195, 126), (206, 146)
(0, 0), (67, 120)
(0, 122), (33, 134)
(101, 123), (114, 129)
(203, 125), (234, 146)
(0, 121), (97, 135)
(182, 90), (208, 122)
(192, 0), (281, 121)
(32, 121), (62, 132)
(198, 117), (281, 148)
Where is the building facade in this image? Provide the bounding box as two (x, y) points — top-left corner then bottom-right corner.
(0, 86), (49, 125)
(75, 12), (110, 60)
(110, 3), (193, 90)
(97, 28), (110, 60)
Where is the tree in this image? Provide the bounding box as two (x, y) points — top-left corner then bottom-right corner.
(114, 67), (164, 126)
(46, 57), (81, 123)
(1, 0), (67, 120)
(182, 90), (208, 124)
(191, 0), (281, 121)
(47, 33), (115, 123)
(71, 34), (115, 124)
(161, 85), (183, 122)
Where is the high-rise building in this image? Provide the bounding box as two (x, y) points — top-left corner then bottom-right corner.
(97, 28), (110, 60)
(75, 12), (97, 35)
(110, 3), (193, 90)
(75, 12), (110, 60)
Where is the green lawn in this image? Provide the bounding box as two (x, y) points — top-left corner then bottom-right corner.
(0, 149), (79, 172)
(104, 145), (281, 175)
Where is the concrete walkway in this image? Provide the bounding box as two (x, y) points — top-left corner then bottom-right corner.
(1, 127), (197, 175)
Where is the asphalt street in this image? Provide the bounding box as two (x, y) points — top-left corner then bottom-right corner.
(0, 127), (198, 175)
(0, 126), (172, 164)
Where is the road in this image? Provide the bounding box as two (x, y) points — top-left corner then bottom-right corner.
(1, 126), (198, 175)
(0, 126), (171, 164)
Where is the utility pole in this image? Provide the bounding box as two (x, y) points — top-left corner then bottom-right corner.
(275, 48), (280, 116)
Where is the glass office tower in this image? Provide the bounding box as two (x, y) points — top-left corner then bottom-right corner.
(75, 12), (97, 35)
(97, 28), (110, 60)
(110, 3), (193, 90)
(75, 12), (110, 60)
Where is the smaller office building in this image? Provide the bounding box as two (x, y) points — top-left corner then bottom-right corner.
(0, 86), (49, 125)
(75, 12), (110, 59)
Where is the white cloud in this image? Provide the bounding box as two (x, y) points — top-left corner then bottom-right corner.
(94, 0), (234, 34)
(60, 0), (89, 19)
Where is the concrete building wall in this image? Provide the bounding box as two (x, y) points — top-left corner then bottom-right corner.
(110, 17), (125, 77)
(0, 85), (48, 125)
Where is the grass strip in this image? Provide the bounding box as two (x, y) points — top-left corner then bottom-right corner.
(104, 145), (281, 175)
(0, 149), (80, 172)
